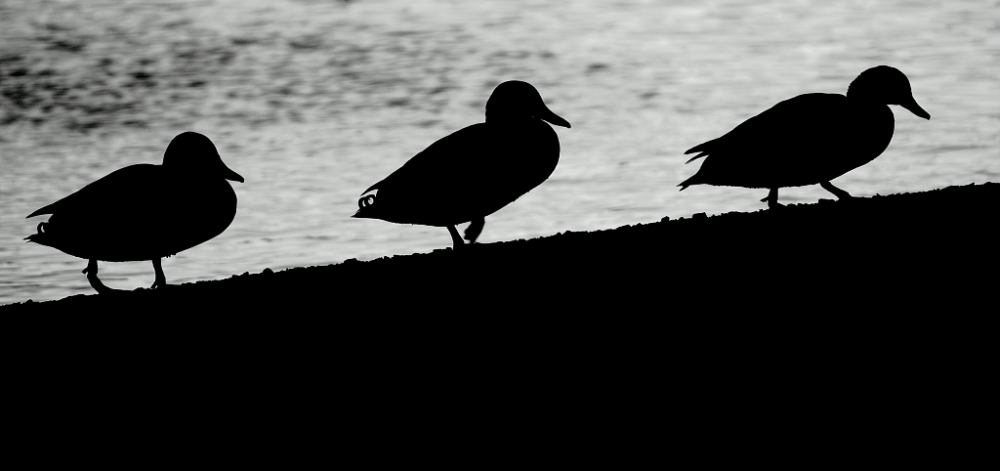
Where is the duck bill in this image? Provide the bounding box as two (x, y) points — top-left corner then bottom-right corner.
(901, 96), (930, 120)
(222, 165), (245, 183)
(538, 107), (571, 128)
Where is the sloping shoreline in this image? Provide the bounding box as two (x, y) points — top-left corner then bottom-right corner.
(4, 182), (997, 314)
(6, 183), (995, 465)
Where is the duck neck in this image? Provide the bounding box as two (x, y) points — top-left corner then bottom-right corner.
(486, 111), (517, 124)
(486, 111), (544, 127)
(845, 82), (880, 103)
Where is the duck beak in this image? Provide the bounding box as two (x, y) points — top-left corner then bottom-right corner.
(538, 106), (571, 128)
(222, 165), (245, 183)
(900, 96), (930, 120)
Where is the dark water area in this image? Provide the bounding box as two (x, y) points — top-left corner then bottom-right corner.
(2, 0), (999, 304)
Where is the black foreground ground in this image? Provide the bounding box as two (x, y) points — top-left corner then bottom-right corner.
(3, 183), (995, 459)
(6, 182), (997, 314)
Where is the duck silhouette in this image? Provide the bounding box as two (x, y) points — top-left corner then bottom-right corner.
(680, 65), (930, 208)
(26, 131), (243, 293)
(354, 80), (570, 248)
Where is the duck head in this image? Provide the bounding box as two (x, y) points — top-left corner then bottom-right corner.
(485, 80), (571, 128)
(162, 131), (244, 183)
(847, 65), (930, 120)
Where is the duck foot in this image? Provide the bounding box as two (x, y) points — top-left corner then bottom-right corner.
(82, 259), (118, 295)
(464, 218), (484, 244)
(760, 188), (784, 209)
(447, 225), (465, 250)
(820, 181), (853, 200)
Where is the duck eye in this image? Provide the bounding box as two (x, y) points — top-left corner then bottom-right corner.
(358, 194), (375, 209)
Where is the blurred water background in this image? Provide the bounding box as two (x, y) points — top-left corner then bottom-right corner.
(1, 0), (998, 304)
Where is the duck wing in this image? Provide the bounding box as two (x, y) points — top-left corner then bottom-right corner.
(27, 164), (162, 218)
(362, 121), (559, 226)
(27, 164), (237, 261)
(683, 93), (884, 188)
(365, 124), (487, 193)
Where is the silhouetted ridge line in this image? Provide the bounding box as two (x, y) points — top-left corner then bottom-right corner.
(7, 182), (997, 313)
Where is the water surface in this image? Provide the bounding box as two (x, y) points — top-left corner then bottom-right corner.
(2, 0), (998, 303)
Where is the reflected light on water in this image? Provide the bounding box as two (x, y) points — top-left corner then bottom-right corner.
(1, 0), (998, 303)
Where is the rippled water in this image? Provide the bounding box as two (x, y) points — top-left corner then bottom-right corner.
(2, 0), (998, 304)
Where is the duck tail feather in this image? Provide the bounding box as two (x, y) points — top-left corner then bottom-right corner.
(678, 175), (698, 191)
(354, 191), (379, 218)
(26, 205), (54, 219)
(685, 153), (708, 164)
(25, 230), (46, 244)
(684, 138), (719, 162)
(353, 206), (377, 219)
(24, 222), (48, 243)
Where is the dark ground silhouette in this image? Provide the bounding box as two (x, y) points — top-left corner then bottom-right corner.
(8, 182), (996, 314)
(25, 132), (242, 293)
(681, 65), (930, 207)
(5, 183), (993, 461)
(354, 80), (570, 249)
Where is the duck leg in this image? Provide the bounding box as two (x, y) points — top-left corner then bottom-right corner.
(464, 218), (485, 244)
(446, 225), (465, 249)
(82, 259), (114, 294)
(820, 181), (853, 200)
(760, 188), (784, 209)
(151, 258), (167, 289)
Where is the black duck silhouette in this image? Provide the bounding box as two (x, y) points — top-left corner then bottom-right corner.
(354, 80), (570, 248)
(680, 65), (930, 208)
(26, 132), (243, 293)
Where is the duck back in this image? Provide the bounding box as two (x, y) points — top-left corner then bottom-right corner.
(685, 93), (895, 189)
(362, 119), (559, 226)
(28, 164), (238, 262)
